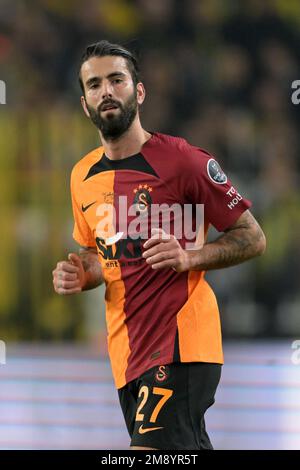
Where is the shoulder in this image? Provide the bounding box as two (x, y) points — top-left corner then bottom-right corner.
(71, 146), (104, 184)
(150, 132), (214, 180)
(152, 132), (212, 165)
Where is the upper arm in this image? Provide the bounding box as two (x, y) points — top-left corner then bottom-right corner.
(70, 170), (96, 248)
(185, 148), (252, 232)
(224, 210), (259, 231)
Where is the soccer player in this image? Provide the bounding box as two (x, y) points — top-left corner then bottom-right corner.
(52, 40), (266, 450)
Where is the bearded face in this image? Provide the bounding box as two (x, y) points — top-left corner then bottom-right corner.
(86, 90), (138, 141)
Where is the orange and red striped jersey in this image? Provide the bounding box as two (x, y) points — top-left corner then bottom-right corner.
(71, 132), (251, 388)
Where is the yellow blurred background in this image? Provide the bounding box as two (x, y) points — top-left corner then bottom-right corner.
(1, 0), (300, 342)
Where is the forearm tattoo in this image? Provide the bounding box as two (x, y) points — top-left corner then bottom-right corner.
(193, 211), (266, 271)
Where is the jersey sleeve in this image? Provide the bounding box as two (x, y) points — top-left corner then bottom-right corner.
(185, 146), (252, 232)
(70, 169), (96, 247)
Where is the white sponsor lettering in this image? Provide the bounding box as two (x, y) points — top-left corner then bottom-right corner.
(226, 186), (236, 197)
(226, 186), (243, 210)
(228, 194), (243, 210)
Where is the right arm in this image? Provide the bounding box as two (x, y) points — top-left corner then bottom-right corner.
(52, 247), (104, 295)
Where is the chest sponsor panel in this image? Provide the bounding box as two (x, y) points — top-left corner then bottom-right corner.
(82, 171), (183, 265)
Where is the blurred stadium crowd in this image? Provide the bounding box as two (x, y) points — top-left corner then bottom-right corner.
(0, 0), (299, 341)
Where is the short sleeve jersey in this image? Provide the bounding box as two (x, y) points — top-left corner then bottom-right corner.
(71, 132), (251, 388)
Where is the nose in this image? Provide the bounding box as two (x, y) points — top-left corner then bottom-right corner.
(101, 79), (113, 99)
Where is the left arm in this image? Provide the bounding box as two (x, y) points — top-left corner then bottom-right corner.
(143, 210), (266, 272)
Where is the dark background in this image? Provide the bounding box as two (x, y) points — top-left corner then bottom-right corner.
(1, 0), (300, 343)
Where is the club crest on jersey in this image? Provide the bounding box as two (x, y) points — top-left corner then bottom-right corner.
(207, 158), (227, 184)
(133, 184), (152, 214)
(155, 365), (170, 383)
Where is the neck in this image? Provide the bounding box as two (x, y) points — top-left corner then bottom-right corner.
(99, 116), (152, 160)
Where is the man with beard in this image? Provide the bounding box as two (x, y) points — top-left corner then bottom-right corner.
(52, 40), (266, 450)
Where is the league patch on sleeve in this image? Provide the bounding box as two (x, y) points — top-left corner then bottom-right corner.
(207, 158), (228, 184)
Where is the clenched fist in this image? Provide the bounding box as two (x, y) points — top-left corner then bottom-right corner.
(143, 228), (193, 272)
(52, 253), (86, 295)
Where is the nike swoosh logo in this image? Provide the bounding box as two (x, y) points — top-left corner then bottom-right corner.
(81, 201), (97, 212)
(138, 425), (163, 434)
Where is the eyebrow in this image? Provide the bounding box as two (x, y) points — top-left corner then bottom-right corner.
(85, 72), (127, 87)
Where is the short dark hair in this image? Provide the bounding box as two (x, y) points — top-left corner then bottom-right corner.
(78, 40), (140, 93)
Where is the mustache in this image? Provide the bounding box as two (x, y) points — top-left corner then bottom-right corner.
(99, 99), (121, 112)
